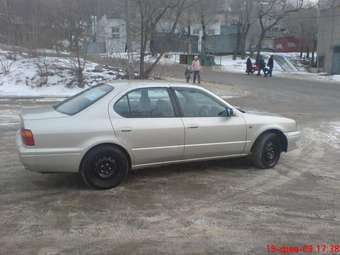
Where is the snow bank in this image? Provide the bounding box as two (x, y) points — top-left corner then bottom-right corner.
(324, 122), (340, 149)
(328, 75), (340, 82)
(0, 109), (20, 126)
(107, 52), (179, 65)
(213, 55), (285, 74)
(212, 53), (338, 83)
(214, 56), (251, 73)
(0, 51), (127, 98)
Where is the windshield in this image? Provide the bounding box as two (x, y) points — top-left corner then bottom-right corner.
(54, 85), (113, 115)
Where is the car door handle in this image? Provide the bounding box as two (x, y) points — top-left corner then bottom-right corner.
(187, 125), (199, 129)
(121, 128), (132, 133)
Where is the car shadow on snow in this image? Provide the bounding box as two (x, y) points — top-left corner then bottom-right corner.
(32, 173), (86, 190)
(31, 158), (258, 190)
(127, 157), (257, 182)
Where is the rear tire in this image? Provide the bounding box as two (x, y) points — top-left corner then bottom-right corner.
(80, 145), (129, 189)
(252, 133), (282, 169)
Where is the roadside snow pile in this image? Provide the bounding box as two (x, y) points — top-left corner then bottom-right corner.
(332, 75), (340, 82)
(108, 52), (179, 65)
(214, 56), (253, 73)
(0, 108), (20, 127)
(317, 74), (340, 82)
(0, 51), (127, 97)
(325, 122), (340, 149)
(214, 52), (303, 74)
(214, 55), (288, 74)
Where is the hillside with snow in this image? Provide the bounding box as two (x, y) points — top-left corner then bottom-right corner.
(0, 49), (127, 98)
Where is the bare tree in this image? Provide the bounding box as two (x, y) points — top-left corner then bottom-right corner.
(0, 58), (14, 75)
(254, 0), (305, 60)
(134, 0), (188, 79)
(192, 0), (225, 55)
(227, 0), (254, 59)
(318, 0), (340, 9)
(227, 0), (256, 59)
(58, 0), (92, 88)
(0, 0), (16, 44)
(34, 57), (50, 87)
(283, 5), (318, 65)
(125, 0), (135, 79)
(68, 49), (88, 88)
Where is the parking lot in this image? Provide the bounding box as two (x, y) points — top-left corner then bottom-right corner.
(1, 74), (340, 254)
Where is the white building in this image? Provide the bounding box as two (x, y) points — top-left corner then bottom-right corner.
(96, 15), (127, 54)
(156, 20), (223, 52)
(190, 22), (222, 52)
(94, 15), (224, 54)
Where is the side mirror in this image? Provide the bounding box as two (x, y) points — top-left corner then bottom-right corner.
(220, 108), (234, 118)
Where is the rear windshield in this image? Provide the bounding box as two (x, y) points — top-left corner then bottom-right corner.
(54, 85), (113, 115)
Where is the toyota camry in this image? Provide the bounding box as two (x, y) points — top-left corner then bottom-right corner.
(16, 81), (301, 189)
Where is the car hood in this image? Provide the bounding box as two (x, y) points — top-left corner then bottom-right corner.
(245, 111), (283, 117)
(20, 106), (67, 120)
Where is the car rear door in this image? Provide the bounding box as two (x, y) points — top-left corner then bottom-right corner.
(112, 87), (185, 166)
(173, 87), (247, 160)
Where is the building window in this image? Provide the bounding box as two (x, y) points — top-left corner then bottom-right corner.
(193, 29), (200, 35)
(318, 56), (325, 69)
(112, 26), (120, 39)
(287, 42), (296, 48)
(207, 29), (215, 35)
(276, 44), (283, 49)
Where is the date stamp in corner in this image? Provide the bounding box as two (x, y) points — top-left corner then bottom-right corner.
(266, 244), (340, 254)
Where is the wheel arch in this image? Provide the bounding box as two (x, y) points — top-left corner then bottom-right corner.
(251, 129), (288, 153)
(79, 143), (132, 173)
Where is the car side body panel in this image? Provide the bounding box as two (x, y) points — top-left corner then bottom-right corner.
(16, 81), (301, 174)
(181, 116), (248, 159)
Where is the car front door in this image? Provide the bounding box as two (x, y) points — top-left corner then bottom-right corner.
(173, 87), (247, 160)
(112, 87), (185, 167)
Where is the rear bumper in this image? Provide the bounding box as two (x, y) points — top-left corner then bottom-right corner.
(16, 131), (81, 173)
(285, 131), (301, 152)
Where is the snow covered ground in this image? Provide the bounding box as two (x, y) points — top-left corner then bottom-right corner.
(314, 74), (340, 82)
(214, 53), (298, 74)
(214, 53), (340, 83)
(0, 49), (127, 98)
(1, 45), (339, 99)
(308, 122), (340, 150)
(107, 52), (180, 65)
(107, 51), (340, 83)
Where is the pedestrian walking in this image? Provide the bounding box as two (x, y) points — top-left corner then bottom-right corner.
(192, 56), (201, 84)
(257, 57), (266, 77)
(266, 55), (274, 77)
(246, 57), (253, 75)
(184, 65), (192, 83)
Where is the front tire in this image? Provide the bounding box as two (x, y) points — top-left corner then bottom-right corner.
(252, 133), (282, 169)
(80, 145), (129, 189)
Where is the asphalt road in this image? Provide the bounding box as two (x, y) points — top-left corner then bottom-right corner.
(0, 72), (340, 255)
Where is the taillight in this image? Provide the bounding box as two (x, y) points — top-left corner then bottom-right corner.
(21, 128), (35, 146)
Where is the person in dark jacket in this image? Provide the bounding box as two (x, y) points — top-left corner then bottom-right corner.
(246, 57), (253, 75)
(184, 65), (192, 83)
(266, 55), (274, 77)
(257, 57), (266, 76)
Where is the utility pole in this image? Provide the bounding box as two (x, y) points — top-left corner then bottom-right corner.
(316, 0), (321, 70)
(125, 0), (134, 79)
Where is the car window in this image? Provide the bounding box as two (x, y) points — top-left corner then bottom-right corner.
(175, 89), (226, 117)
(55, 85), (113, 115)
(114, 95), (129, 117)
(114, 88), (175, 118)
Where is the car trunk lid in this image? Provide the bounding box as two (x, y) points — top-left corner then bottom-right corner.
(20, 106), (67, 121)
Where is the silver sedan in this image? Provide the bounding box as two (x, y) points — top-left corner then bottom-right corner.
(16, 81), (300, 189)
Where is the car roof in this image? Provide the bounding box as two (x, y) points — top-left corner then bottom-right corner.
(106, 80), (204, 91)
